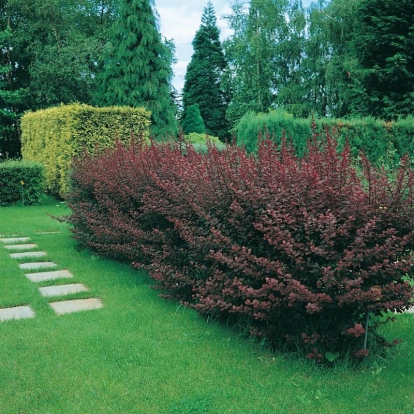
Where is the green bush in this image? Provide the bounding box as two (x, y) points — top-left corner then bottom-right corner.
(185, 132), (226, 152)
(235, 110), (414, 167)
(21, 103), (151, 196)
(0, 160), (44, 206)
(181, 104), (206, 134)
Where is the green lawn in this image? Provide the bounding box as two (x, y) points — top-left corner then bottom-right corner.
(0, 197), (413, 413)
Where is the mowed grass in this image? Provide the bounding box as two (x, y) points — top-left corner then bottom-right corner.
(0, 196), (414, 413)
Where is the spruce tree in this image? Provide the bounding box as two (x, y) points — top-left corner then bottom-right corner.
(98, 0), (177, 137)
(181, 104), (206, 134)
(182, 2), (228, 140)
(353, 0), (414, 119)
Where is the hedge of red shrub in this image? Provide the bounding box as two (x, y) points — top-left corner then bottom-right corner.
(66, 130), (414, 362)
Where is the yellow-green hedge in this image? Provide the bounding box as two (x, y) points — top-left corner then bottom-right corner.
(21, 104), (151, 196)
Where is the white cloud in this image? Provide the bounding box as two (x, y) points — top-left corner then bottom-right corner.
(157, 7), (202, 46)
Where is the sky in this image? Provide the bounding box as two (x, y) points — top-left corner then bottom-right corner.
(156, 0), (315, 93)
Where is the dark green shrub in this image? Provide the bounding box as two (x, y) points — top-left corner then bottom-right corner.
(0, 160), (44, 206)
(181, 104), (206, 134)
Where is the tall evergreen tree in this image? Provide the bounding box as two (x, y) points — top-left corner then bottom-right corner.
(353, 0), (414, 119)
(182, 2), (229, 140)
(98, 0), (177, 137)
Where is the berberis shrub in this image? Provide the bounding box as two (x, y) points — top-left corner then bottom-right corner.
(67, 129), (414, 363)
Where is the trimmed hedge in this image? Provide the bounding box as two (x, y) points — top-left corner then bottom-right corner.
(66, 133), (414, 363)
(236, 111), (414, 167)
(0, 160), (44, 206)
(236, 111), (310, 156)
(21, 103), (151, 196)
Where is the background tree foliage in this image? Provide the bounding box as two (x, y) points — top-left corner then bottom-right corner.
(0, 0), (177, 155)
(0, 24), (24, 158)
(223, 0), (290, 126)
(0, 0), (118, 156)
(0, 0), (412, 156)
(220, 0), (413, 125)
(10, 0), (117, 109)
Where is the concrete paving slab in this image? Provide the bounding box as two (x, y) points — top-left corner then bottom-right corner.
(4, 244), (38, 250)
(19, 262), (57, 271)
(0, 305), (35, 322)
(49, 298), (103, 315)
(0, 237), (31, 244)
(405, 307), (414, 314)
(25, 269), (73, 282)
(34, 231), (61, 235)
(10, 251), (47, 259)
(39, 283), (89, 297)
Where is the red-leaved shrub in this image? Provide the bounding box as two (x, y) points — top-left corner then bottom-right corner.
(66, 128), (414, 362)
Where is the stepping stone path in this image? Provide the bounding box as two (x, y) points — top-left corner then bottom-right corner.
(26, 269), (73, 283)
(0, 237), (30, 243)
(39, 283), (89, 297)
(4, 244), (38, 250)
(49, 298), (103, 315)
(10, 251), (47, 260)
(0, 235), (103, 322)
(0, 305), (35, 322)
(19, 262), (57, 270)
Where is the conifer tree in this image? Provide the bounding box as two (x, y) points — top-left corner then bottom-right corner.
(353, 0), (414, 119)
(181, 104), (205, 134)
(182, 2), (228, 140)
(98, 0), (177, 137)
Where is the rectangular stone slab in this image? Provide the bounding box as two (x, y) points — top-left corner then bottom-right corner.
(0, 237), (31, 244)
(10, 251), (47, 259)
(39, 283), (89, 297)
(0, 305), (35, 322)
(25, 269), (73, 282)
(49, 298), (103, 315)
(19, 262), (57, 270)
(4, 244), (38, 250)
